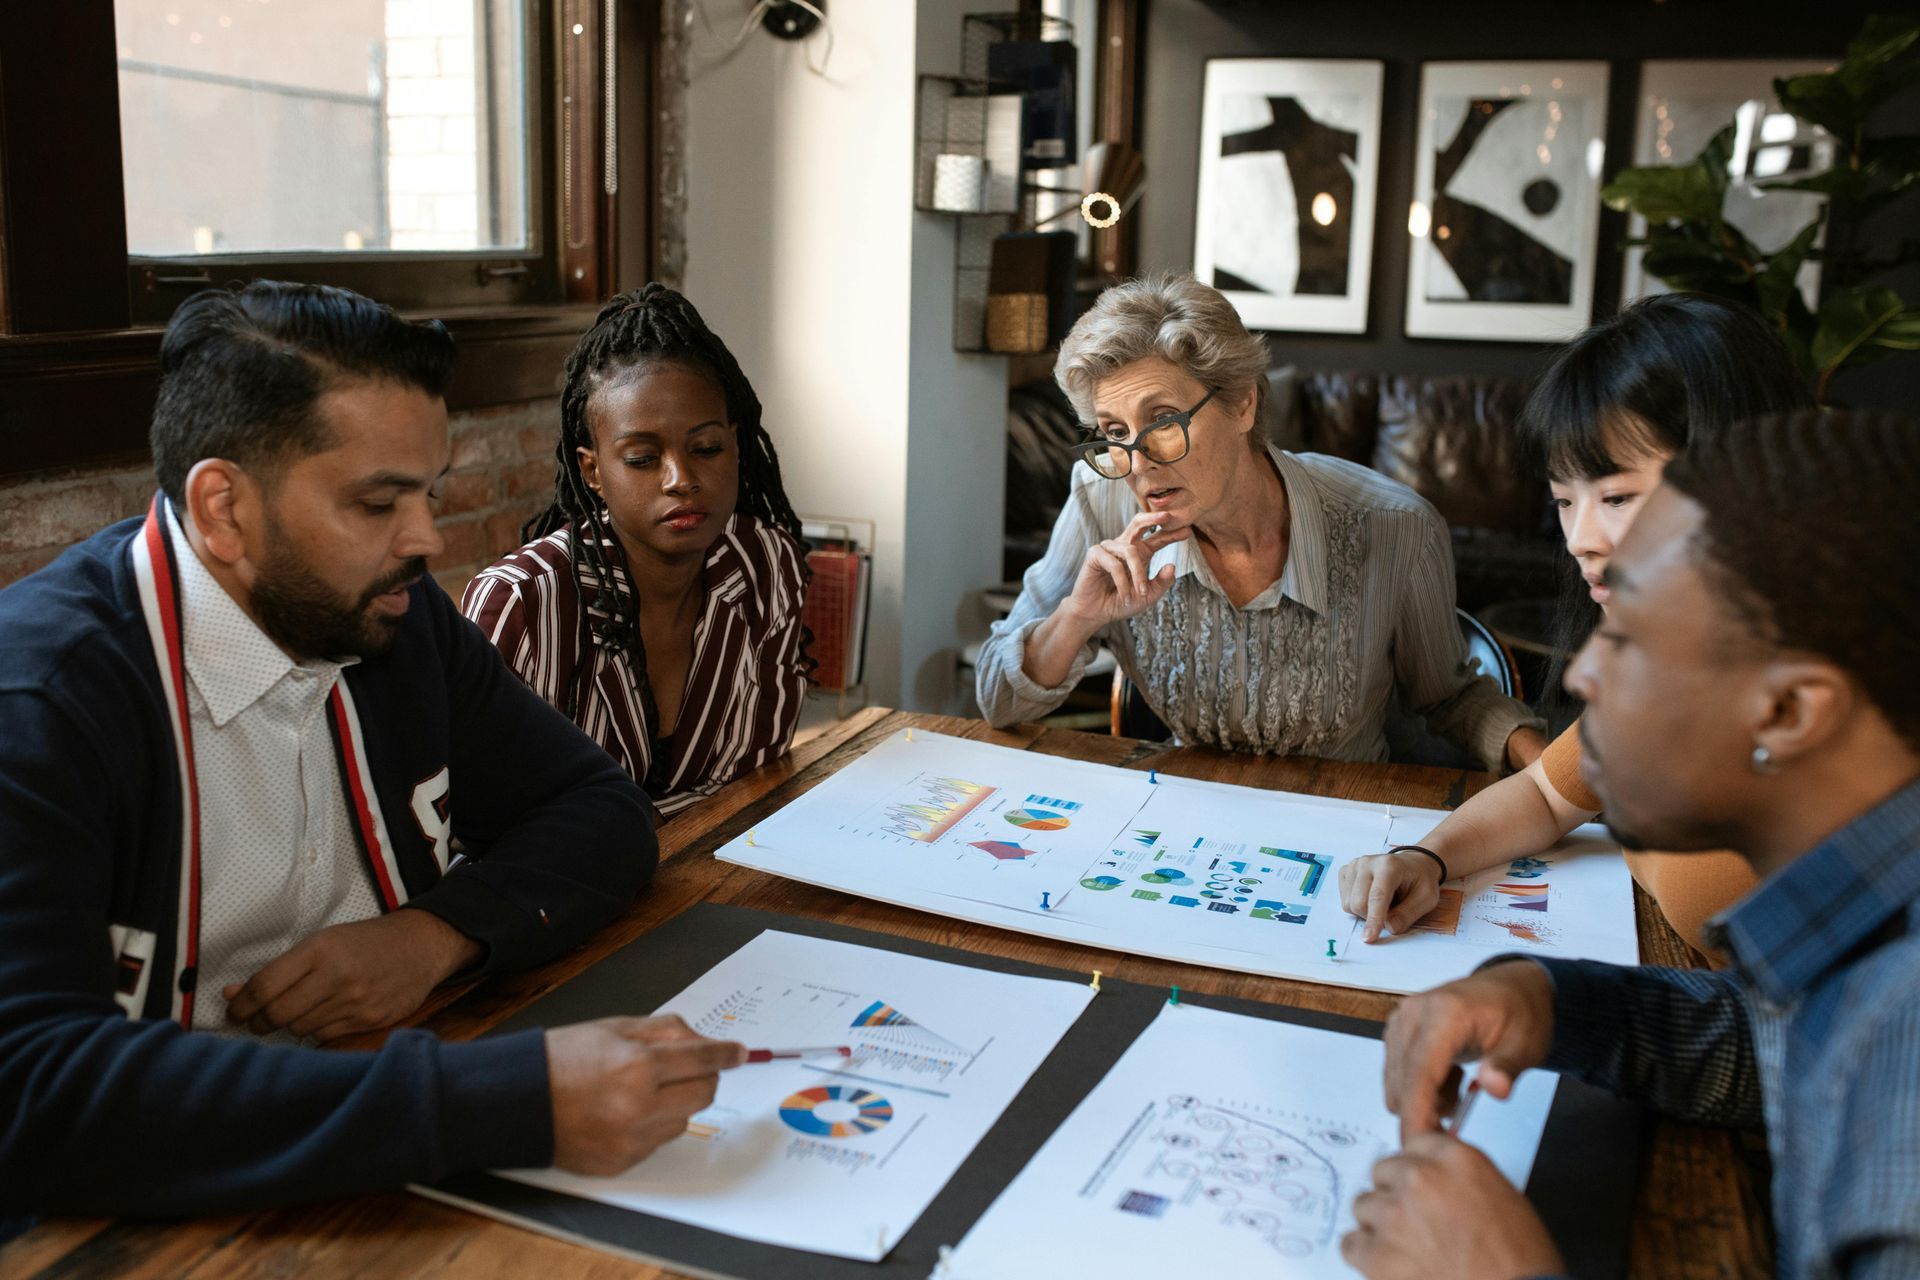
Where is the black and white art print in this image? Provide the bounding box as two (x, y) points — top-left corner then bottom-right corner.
(1406, 62), (1608, 342)
(1625, 60), (1834, 309)
(1194, 59), (1383, 334)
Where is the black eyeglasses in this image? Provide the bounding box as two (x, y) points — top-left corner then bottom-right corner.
(1068, 387), (1217, 479)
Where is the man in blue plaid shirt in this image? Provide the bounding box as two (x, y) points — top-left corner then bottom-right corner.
(1343, 408), (1920, 1280)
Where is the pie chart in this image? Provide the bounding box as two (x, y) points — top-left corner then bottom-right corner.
(779, 1085), (894, 1138)
(1004, 807), (1071, 831)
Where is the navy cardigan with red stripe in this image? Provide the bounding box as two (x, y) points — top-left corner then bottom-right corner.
(0, 514), (657, 1226)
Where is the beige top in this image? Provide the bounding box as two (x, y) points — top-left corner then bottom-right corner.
(976, 447), (1543, 771)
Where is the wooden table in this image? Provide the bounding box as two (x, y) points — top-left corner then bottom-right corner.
(0, 709), (1771, 1279)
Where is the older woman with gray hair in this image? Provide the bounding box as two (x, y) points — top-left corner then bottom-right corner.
(976, 274), (1546, 770)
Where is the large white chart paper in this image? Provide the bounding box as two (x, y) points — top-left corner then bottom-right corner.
(719, 730), (1638, 994)
(498, 931), (1093, 1261)
(942, 1003), (1558, 1279)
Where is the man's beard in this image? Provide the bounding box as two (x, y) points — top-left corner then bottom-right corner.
(250, 530), (425, 661)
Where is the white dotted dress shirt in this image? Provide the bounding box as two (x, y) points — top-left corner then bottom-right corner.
(169, 515), (382, 1037)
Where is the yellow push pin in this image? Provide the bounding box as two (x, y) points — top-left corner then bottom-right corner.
(907, 727), (915, 743)
(746, 830), (757, 847)
(1089, 969), (1103, 992)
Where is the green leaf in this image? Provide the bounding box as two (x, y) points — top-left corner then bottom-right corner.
(1601, 164), (1723, 224)
(1776, 71), (1862, 137)
(1754, 217), (1824, 319)
(1641, 238), (1756, 291)
(1871, 313), (1920, 351)
(1811, 285), (1907, 371)
(1845, 14), (1919, 68)
(1697, 124), (1737, 200)
(1760, 168), (1872, 201)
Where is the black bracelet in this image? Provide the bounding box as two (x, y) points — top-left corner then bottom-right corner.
(1388, 844), (1450, 886)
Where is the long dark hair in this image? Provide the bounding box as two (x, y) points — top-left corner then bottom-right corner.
(1519, 293), (1812, 700)
(524, 283), (809, 780)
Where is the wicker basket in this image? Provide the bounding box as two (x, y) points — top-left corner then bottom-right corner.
(985, 292), (1048, 354)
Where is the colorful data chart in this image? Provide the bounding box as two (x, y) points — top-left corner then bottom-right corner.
(779, 1085), (894, 1139)
(1004, 807), (1072, 832)
(1131, 829), (1162, 847)
(1022, 793), (1082, 813)
(1140, 867), (1194, 886)
(1257, 847), (1333, 898)
(882, 775), (996, 842)
(1412, 888), (1465, 935)
(1493, 882), (1550, 911)
(852, 1001), (913, 1028)
(1081, 874), (1125, 891)
(969, 839), (1035, 862)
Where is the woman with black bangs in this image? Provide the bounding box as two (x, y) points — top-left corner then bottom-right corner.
(1338, 292), (1812, 959)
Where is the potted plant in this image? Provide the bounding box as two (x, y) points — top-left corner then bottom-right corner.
(1601, 15), (1920, 402)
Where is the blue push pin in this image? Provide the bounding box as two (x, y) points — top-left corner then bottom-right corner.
(1148, 768), (1159, 784)
(1041, 891), (1052, 910)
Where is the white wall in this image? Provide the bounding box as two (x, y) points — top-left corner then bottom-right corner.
(684, 0), (1008, 713)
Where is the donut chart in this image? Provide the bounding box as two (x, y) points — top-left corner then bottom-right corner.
(779, 1085), (894, 1138)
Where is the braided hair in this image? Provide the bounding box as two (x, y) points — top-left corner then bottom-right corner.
(1665, 408), (1920, 753)
(525, 283), (811, 784)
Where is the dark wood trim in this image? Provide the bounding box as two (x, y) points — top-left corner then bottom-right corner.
(614, 0), (660, 290)
(1091, 0), (1144, 279)
(0, 307), (600, 480)
(0, 3), (131, 335)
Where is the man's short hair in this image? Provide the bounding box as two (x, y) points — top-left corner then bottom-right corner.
(150, 281), (457, 504)
(1664, 408), (1920, 752)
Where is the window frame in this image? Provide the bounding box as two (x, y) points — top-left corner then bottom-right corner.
(0, 0), (651, 478)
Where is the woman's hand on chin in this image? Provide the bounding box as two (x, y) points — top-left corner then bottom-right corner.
(1060, 509), (1193, 634)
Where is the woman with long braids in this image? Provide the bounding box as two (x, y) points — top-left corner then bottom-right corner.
(462, 284), (811, 816)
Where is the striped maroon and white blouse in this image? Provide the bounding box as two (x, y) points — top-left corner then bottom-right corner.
(461, 515), (809, 816)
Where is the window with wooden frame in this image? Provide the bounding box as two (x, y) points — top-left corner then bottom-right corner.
(0, 0), (657, 478)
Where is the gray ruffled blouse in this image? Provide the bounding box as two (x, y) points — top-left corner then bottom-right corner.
(976, 447), (1543, 770)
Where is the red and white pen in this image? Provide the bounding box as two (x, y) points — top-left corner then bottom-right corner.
(742, 1045), (852, 1064)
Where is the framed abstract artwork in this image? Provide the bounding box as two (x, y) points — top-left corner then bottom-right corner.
(1624, 59), (1835, 309)
(1405, 61), (1609, 342)
(1193, 59), (1384, 334)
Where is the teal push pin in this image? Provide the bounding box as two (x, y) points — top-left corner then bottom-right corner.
(1325, 938), (1339, 961)
(1168, 985), (1181, 1006)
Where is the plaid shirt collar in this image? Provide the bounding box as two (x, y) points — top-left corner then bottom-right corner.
(1710, 776), (1920, 1005)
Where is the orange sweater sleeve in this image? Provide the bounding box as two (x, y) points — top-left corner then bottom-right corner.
(1538, 721), (1602, 811)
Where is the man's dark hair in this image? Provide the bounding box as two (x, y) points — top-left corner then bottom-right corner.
(523, 282), (811, 790)
(1520, 293), (1813, 699)
(150, 281), (456, 504)
(1665, 408), (1920, 753)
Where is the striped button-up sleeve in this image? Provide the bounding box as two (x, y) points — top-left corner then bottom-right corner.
(975, 483), (1104, 728)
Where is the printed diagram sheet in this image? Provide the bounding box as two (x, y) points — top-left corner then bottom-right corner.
(718, 731), (1639, 994)
(942, 1004), (1557, 1279)
(499, 931), (1093, 1261)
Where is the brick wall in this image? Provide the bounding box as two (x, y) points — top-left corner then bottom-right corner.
(0, 397), (563, 600)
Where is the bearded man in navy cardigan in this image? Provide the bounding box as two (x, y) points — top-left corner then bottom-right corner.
(0, 282), (745, 1239)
